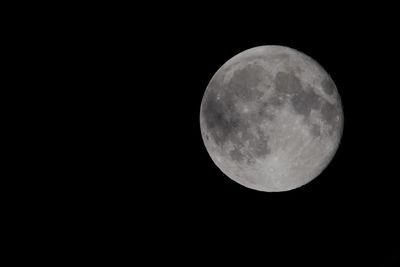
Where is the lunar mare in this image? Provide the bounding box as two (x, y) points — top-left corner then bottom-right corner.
(200, 45), (343, 192)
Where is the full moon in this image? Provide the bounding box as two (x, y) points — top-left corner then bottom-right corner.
(200, 45), (343, 192)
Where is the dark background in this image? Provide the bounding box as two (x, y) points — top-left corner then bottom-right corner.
(117, 6), (400, 265)
(14, 3), (398, 265)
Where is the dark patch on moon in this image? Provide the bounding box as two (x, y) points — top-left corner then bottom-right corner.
(228, 64), (266, 101)
(321, 76), (336, 95)
(273, 71), (322, 118)
(291, 85), (322, 118)
(202, 63), (273, 165)
(229, 146), (244, 162)
(310, 123), (321, 137)
(321, 101), (339, 131)
(268, 94), (285, 107)
(270, 71), (340, 138)
(275, 71), (302, 95)
(250, 128), (270, 157)
(202, 90), (240, 146)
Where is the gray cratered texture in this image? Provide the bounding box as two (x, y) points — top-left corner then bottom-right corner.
(200, 45), (343, 192)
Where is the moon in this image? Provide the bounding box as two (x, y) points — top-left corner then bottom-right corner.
(200, 45), (343, 192)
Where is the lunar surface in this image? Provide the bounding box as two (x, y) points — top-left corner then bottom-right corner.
(200, 45), (343, 192)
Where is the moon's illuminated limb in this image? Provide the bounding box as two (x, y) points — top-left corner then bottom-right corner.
(200, 45), (343, 192)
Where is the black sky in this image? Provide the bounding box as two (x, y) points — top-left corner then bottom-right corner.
(59, 4), (400, 265)
(132, 7), (398, 265)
